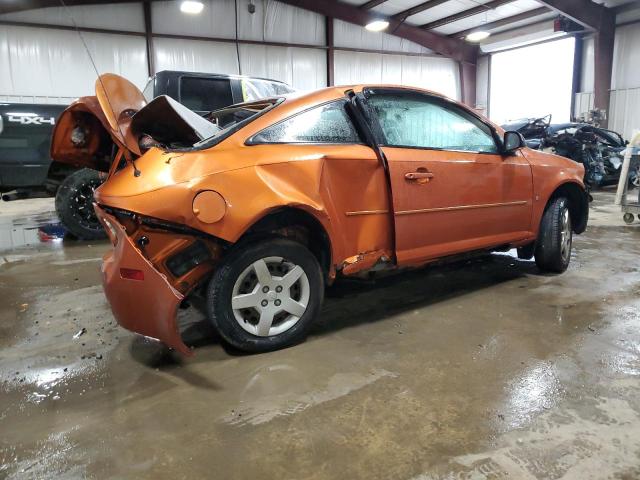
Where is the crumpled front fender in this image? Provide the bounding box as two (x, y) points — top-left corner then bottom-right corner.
(50, 96), (115, 171)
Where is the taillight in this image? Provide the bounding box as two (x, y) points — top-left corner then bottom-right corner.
(120, 268), (144, 281)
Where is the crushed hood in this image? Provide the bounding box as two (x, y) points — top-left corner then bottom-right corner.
(131, 95), (219, 146)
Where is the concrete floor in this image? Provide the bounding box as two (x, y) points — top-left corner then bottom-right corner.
(1, 190), (640, 479)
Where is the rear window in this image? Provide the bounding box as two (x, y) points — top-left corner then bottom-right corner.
(180, 77), (234, 112)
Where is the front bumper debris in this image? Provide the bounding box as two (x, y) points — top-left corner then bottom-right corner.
(95, 204), (192, 355)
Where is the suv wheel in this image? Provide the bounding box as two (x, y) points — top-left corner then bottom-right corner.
(534, 197), (572, 273)
(207, 238), (324, 353)
(55, 168), (106, 240)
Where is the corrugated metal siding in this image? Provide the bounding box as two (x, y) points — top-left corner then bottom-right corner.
(334, 50), (460, 100)
(0, 25), (148, 99)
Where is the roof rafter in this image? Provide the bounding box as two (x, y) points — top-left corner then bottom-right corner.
(450, 6), (550, 38)
(392, 0), (452, 21)
(535, 0), (614, 30)
(0, 0), (144, 14)
(278, 0), (478, 63)
(359, 0), (389, 10)
(420, 0), (515, 30)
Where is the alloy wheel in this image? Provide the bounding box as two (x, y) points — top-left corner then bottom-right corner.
(560, 208), (572, 262)
(231, 256), (310, 337)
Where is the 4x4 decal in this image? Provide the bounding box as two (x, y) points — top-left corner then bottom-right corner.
(6, 114), (56, 126)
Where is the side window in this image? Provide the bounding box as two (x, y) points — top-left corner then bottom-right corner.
(367, 94), (498, 153)
(251, 101), (361, 144)
(179, 77), (234, 112)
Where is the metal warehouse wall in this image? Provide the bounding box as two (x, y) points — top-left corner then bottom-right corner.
(0, 2), (147, 103)
(575, 22), (640, 139)
(333, 20), (460, 100)
(0, 0), (461, 104)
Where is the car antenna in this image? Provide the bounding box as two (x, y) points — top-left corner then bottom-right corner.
(58, 0), (142, 177)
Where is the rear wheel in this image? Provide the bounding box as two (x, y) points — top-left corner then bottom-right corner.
(207, 238), (324, 353)
(55, 168), (106, 240)
(534, 197), (572, 273)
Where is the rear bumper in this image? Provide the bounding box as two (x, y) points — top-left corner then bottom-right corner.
(95, 205), (192, 355)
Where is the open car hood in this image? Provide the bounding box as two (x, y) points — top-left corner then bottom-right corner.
(51, 73), (218, 171)
(95, 73), (147, 153)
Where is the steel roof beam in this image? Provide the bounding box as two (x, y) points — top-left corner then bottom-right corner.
(450, 6), (550, 38)
(278, 0), (478, 63)
(420, 0), (515, 30)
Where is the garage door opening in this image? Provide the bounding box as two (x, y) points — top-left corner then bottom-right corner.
(489, 37), (576, 125)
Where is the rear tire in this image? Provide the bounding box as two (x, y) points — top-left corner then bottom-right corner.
(55, 168), (106, 240)
(207, 238), (324, 353)
(534, 197), (572, 273)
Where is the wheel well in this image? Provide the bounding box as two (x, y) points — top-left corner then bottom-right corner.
(47, 161), (78, 181)
(240, 207), (332, 279)
(547, 182), (589, 234)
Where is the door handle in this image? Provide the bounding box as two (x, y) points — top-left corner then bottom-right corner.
(405, 171), (434, 181)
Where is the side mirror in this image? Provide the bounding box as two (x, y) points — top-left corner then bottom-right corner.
(504, 131), (525, 153)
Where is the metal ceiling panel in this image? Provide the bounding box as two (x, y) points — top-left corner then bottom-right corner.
(432, 0), (541, 34)
(488, 11), (556, 34)
(369, 0), (430, 17)
(401, 0), (493, 26)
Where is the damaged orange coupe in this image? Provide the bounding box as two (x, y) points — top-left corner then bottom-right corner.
(52, 74), (589, 355)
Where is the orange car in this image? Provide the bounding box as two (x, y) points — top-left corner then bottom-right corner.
(52, 74), (588, 355)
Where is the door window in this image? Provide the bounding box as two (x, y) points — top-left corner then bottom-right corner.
(367, 93), (498, 153)
(179, 77), (234, 112)
(250, 101), (360, 144)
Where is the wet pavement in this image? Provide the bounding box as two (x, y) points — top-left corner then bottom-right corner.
(1, 190), (640, 479)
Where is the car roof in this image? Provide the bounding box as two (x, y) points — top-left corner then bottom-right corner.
(216, 84), (505, 143)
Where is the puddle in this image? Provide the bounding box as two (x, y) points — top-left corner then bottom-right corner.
(0, 210), (67, 252)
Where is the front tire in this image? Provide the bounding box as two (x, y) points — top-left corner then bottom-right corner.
(534, 197), (572, 273)
(55, 168), (106, 240)
(207, 238), (324, 353)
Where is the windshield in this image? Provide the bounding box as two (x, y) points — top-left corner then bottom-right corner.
(240, 79), (295, 102)
(142, 78), (154, 103)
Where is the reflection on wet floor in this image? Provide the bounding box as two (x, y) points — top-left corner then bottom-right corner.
(0, 202), (66, 251)
(1, 191), (640, 479)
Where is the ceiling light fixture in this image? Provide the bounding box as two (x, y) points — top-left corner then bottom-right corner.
(466, 30), (490, 42)
(365, 20), (389, 32)
(180, 1), (204, 14)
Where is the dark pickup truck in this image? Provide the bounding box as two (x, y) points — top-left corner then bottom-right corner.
(1, 70), (294, 238)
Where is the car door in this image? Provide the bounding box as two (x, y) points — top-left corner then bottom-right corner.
(246, 99), (392, 263)
(363, 88), (533, 265)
